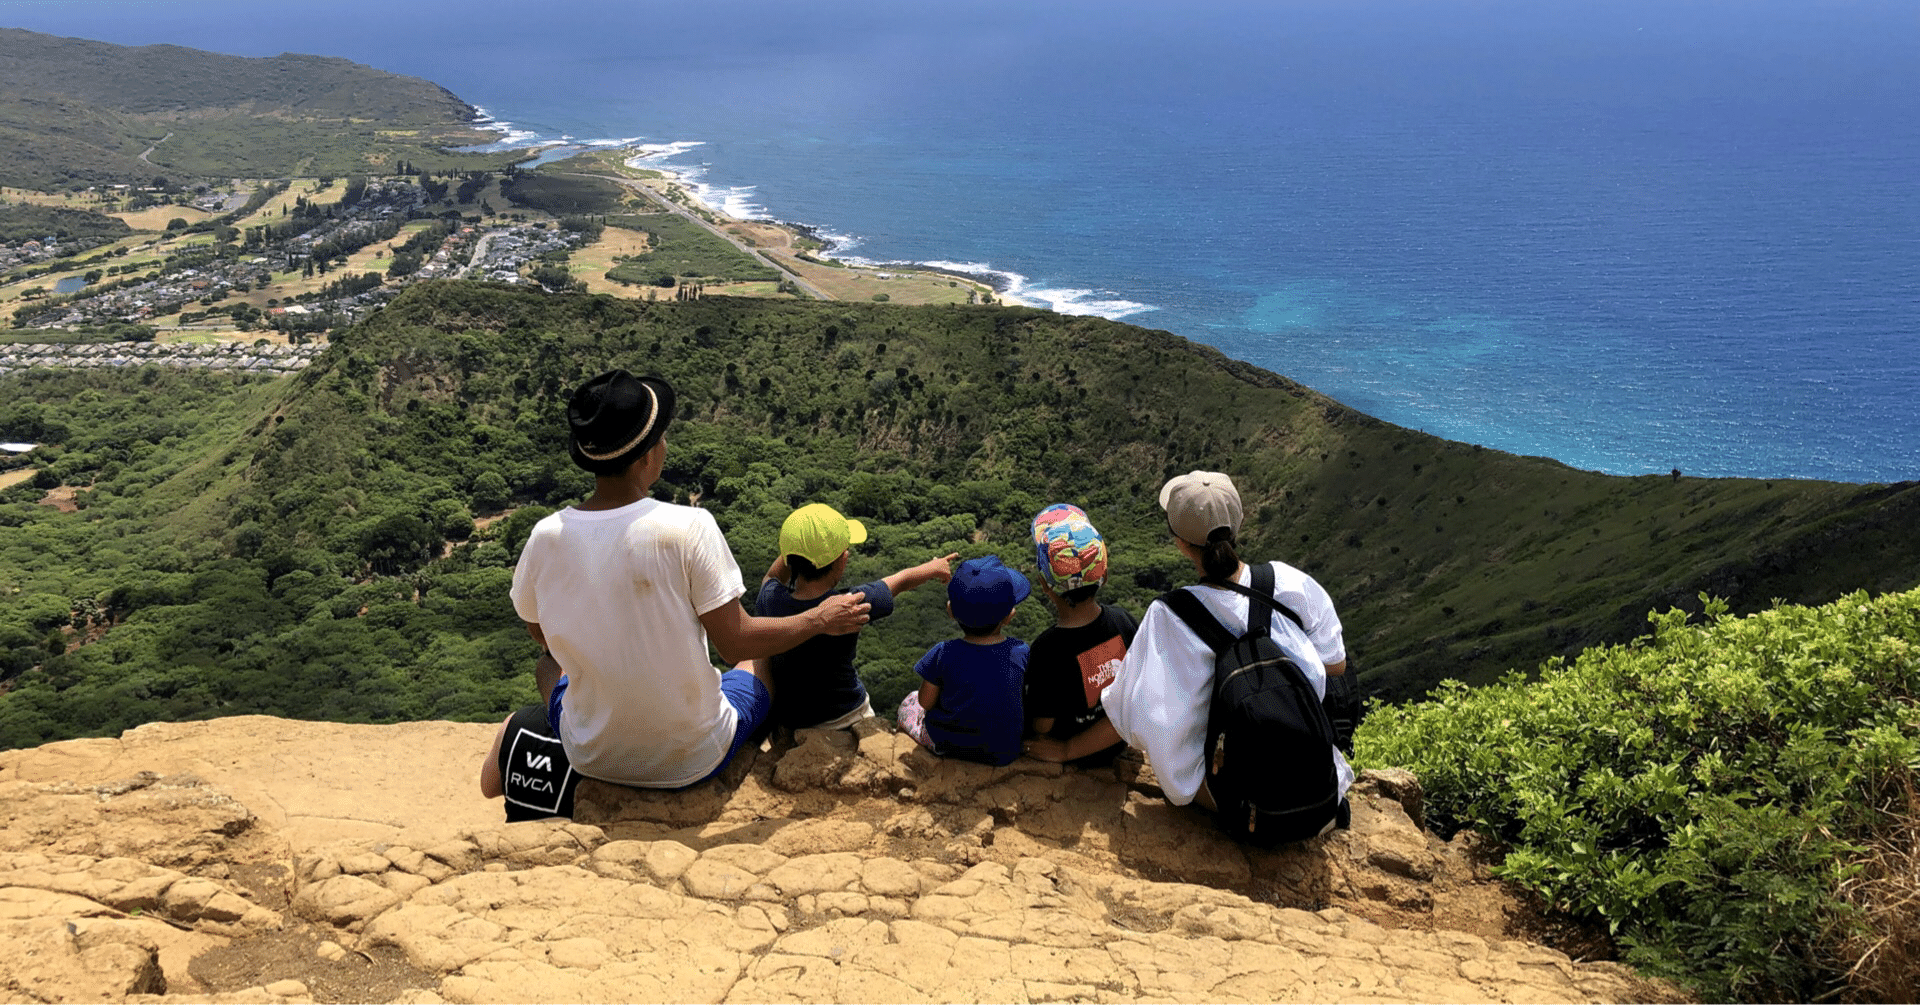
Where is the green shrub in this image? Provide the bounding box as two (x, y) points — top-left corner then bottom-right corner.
(1356, 588), (1920, 1001)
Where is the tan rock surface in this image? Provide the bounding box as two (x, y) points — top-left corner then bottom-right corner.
(0, 717), (504, 851)
(0, 717), (1675, 1003)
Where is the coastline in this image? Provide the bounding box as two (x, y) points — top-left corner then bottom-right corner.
(401, 110), (1915, 482)
(606, 141), (1160, 318)
(459, 111), (1159, 319)
(609, 144), (1007, 308)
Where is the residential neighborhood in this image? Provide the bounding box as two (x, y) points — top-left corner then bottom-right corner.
(2, 172), (593, 336)
(0, 339), (319, 378)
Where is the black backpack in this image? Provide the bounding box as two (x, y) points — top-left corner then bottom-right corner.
(1157, 563), (1345, 844)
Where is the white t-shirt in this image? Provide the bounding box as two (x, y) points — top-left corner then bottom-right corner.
(509, 498), (746, 787)
(1102, 560), (1354, 807)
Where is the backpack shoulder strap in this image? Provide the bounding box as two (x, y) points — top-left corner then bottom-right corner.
(1201, 562), (1307, 632)
(1245, 562), (1274, 638)
(1155, 588), (1237, 655)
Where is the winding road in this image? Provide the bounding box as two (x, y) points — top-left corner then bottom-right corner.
(137, 132), (173, 165)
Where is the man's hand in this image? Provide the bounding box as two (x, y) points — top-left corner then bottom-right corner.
(812, 591), (871, 635)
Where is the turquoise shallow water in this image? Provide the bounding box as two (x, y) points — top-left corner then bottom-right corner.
(10, 0), (1917, 481)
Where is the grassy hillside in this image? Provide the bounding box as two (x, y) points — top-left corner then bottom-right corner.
(2, 282), (1916, 747)
(0, 28), (512, 186)
(279, 283), (1914, 701)
(0, 203), (132, 243)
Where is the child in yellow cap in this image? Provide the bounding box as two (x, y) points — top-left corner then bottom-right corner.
(754, 503), (958, 730)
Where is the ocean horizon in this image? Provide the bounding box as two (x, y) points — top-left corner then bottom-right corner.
(5, 0), (1917, 483)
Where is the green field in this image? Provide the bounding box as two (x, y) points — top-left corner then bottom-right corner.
(603, 213), (782, 284)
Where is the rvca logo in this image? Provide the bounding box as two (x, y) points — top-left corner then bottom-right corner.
(525, 752), (553, 771)
(509, 773), (556, 793)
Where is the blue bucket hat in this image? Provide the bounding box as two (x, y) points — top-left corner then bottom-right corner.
(948, 555), (1031, 627)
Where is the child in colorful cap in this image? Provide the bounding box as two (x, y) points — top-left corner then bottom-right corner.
(754, 503), (957, 730)
(1022, 504), (1136, 765)
(896, 555), (1031, 766)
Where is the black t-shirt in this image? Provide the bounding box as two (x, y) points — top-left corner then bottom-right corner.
(1025, 604), (1137, 757)
(758, 577), (897, 729)
(497, 704), (579, 822)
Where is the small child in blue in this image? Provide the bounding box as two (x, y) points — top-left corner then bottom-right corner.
(897, 555), (1031, 766)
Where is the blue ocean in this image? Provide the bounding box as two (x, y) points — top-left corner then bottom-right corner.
(10, 0), (1917, 482)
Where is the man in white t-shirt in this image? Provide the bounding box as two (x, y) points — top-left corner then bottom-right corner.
(1103, 470), (1354, 817)
(510, 371), (870, 789)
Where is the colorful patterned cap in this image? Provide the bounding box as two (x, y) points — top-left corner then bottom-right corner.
(1031, 503), (1109, 592)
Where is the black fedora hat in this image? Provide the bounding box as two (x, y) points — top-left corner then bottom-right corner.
(566, 370), (676, 476)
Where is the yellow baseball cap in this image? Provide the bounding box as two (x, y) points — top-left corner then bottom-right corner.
(779, 503), (868, 568)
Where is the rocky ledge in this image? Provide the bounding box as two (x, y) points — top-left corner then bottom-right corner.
(0, 716), (1673, 1003)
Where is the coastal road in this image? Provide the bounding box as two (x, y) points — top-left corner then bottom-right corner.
(577, 172), (832, 301)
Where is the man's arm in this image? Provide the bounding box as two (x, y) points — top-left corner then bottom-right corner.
(882, 552), (960, 597)
(763, 555), (789, 584)
(479, 714), (512, 799)
(697, 591), (871, 666)
(522, 624), (563, 702)
(1325, 660), (1347, 677)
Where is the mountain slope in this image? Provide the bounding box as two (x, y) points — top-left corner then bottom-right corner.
(4, 282), (1915, 746)
(0, 28), (498, 186)
(250, 283), (1920, 704)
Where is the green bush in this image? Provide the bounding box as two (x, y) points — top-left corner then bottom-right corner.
(1356, 588), (1920, 1001)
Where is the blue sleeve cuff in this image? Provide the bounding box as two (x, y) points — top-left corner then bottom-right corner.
(854, 579), (897, 620)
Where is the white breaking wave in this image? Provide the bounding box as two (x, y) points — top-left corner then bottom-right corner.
(1002, 277), (1157, 321)
(832, 257), (1157, 320)
(795, 228), (861, 254)
(466, 107), (546, 149)
(917, 259), (1012, 282)
(691, 182), (766, 220)
(623, 143), (770, 220)
(625, 141), (708, 163)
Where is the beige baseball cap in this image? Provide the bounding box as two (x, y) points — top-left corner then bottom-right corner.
(1159, 470), (1243, 545)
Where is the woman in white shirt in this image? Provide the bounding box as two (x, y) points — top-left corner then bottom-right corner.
(1102, 470), (1354, 827)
